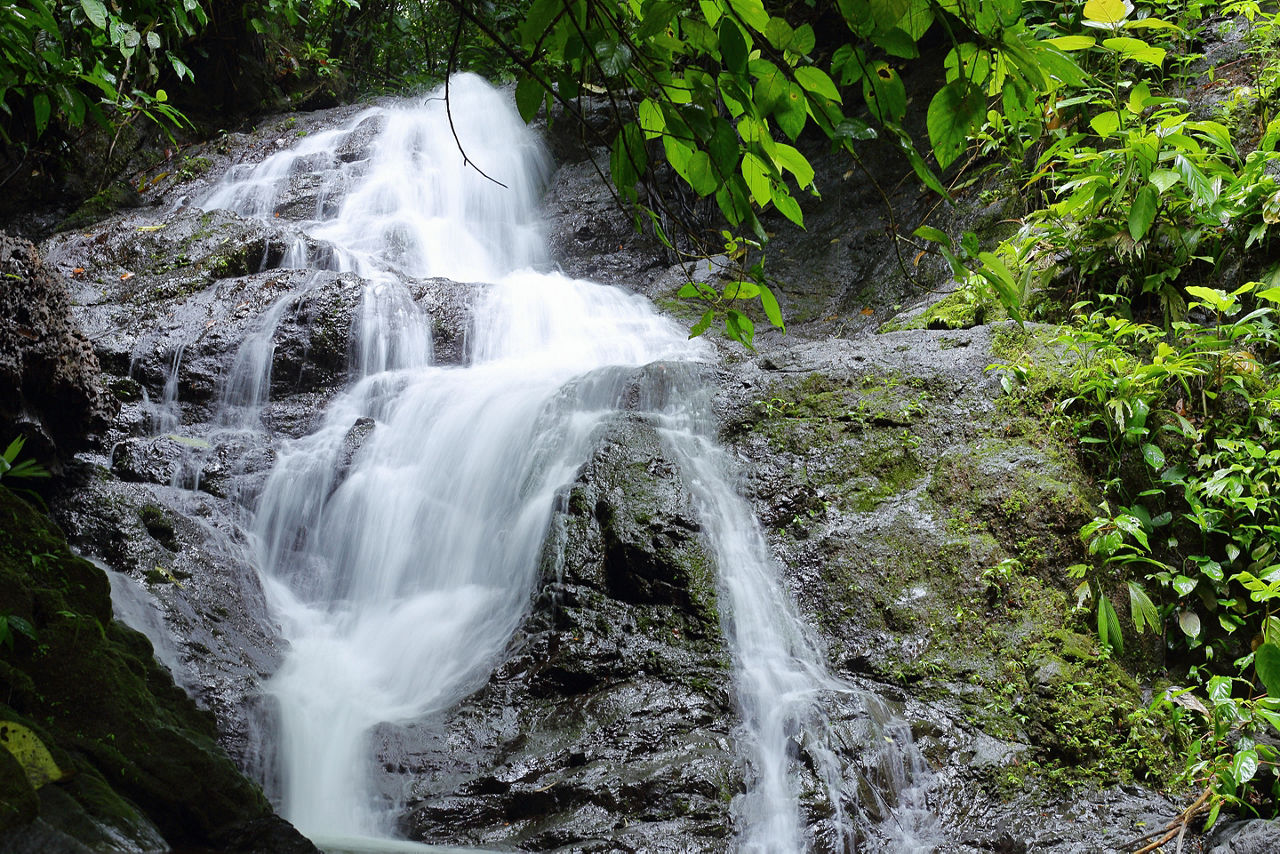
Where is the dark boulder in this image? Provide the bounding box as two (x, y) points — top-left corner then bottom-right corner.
(402, 415), (735, 852)
(0, 233), (117, 461)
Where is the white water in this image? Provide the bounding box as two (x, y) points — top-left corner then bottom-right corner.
(202, 74), (938, 850)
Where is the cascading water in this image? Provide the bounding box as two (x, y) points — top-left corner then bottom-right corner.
(200, 73), (939, 851)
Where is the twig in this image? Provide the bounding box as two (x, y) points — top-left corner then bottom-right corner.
(1126, 786), (1213, 854)
(443, 9), (507, 189)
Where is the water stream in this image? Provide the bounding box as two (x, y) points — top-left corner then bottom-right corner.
(200, 74), (938, 851)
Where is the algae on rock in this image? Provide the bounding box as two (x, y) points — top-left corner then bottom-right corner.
(0, 487), (314, 853)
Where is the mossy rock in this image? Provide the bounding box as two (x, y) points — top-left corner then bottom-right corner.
(0, 487), (314, 852)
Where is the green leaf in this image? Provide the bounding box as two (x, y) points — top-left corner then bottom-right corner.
(723, 280), (762, 299)
(794, 66), (842, 103)
(792, 23), (816, 55)
(863, 61), (906, 122)
(1140, 442), (1165, 469)
(515, 76), (543, 123)
(1256, 643), (1280, 696)
(1084, 0), (1128, 25)
(726, 0), (769, 33)
(1128, 581), (1160, 633)
(927, 79), (985, 169)
(1089, 110), (1121, 137)
(751, 59), (788, 113)
(1129, 184), (1158, 240)
(718, 19), (749, 74)
(1232, 748), (1259, 785)
(770, 142), (814, 188)
(1185, 285), (1235, 314)
(684, 150), (718, 197)
(913, 225), (951, 247)
(1099, 596), (1124, 653)
(725, 309), (756, 347)
(1150, 169), (1180, 193)
(610, 124), (647, 194)
(772, 187), (804, 227)
(677, 282), (703, 298)
(690, 308), (715, 338)
(594, 39), (632, 77)
(81, 0), (107, 28)
(764, 17), (794, 51)
(638, 1), (678, 39)
(875, 27), (920, 59)
(977, 251), (1022, 318)
(520, 0), (563, 48)
(1178, 609), (1202, 638)
(1045, 35), (1097, 50)
(775, 83), (808, 139)
(1102, 36), (1165, 66)
(741, 152), (772, 206)
(759, 284), (785, 330)
(32, 93), (50, 136)
(707, 119), (739, 178)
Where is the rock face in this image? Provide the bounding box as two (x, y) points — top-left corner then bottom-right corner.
(0, 488), (315, 854)
(0, 232), (117, 461)
(403, 416), (736, 851)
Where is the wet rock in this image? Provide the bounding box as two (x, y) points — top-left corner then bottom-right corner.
(0, 232), (117, 460)
(402, 415), (734, 851)
(53, 469), (284, 772)
(1209, 818), (1280, 853)
(0, 488), (314, 853)
(543, 155), (673, 289)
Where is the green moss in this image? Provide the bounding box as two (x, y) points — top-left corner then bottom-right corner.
(138, 504), (178, 551)
(0, 488), (281, 848)
(55, 184), (140, 232)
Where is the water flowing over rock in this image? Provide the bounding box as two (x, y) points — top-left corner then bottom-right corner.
(26, 73), (1218, 854)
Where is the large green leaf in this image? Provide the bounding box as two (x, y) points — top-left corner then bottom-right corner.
(1098, 596), (1124, 653)
(862, 61), (906, 122)
(741, 151), (772, 206)
(1129, 183), (1158, 240)
(515, 76), (543, 122)
(80, 0), (108, 28)
(1127, 581), (1160, 633)
(1257, 643), (1280, 697)
(718, 18), (749, 74)
(726, 0), (769, 33)
(926, 78), (985, 169)
(769, 142), (814, 188)
(794, 66), (842, 103)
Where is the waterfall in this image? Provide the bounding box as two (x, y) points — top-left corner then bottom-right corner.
(201, 73), (938, 851)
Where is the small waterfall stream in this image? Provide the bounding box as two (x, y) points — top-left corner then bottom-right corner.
(200, 74), (939, 851)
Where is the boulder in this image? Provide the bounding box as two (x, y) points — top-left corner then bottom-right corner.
(0, 233), (117, 461)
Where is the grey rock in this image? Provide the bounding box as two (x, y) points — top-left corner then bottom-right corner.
(1209, 819), (1280, 854)
(0, 232), (117, 460)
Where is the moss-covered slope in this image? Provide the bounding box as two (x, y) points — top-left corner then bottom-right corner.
(0, 487), (314, 853)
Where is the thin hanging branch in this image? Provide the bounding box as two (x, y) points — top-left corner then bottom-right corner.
(443, 10), (508, 189)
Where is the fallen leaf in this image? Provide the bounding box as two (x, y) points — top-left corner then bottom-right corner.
(0, 721), (68, 789)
